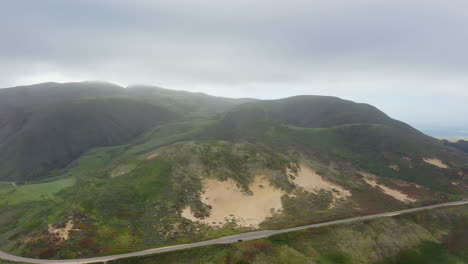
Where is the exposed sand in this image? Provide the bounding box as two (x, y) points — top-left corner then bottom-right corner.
(359, 172), (416, 203)
(145, 146), (173, 160)
(388, 164), (400, 171)
(423, 158), (449, 169)
(291, 163), (350, 201)
(48, 220), (77, 242)
(145, 152), (160, 160)
(182, 176), (285, 227)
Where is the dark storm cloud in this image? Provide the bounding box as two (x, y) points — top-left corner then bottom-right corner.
(1, 0), (468, 127)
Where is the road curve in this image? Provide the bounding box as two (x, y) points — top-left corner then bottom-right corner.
(1, 200), (467, 264)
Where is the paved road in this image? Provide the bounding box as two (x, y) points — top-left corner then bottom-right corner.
(1, 200), (467, 264)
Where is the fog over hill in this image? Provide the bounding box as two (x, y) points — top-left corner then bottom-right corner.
(2, 0), (468, 132)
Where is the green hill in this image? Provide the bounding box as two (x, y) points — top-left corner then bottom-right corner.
(203, 96), (467, 194)
(0, 82), (466, 260)
(0, 82), (251, 182)
(205, 95), (420, 141)
(236, 95), (406, 128)
(0, 98), (177, 182)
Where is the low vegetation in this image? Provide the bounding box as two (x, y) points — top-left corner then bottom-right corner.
(108, 205), (468, 264)
(0, 178), (74, 205)
(0, 82), (466, 260)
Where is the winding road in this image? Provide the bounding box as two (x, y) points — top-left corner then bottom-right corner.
(1, 200), (467, 264)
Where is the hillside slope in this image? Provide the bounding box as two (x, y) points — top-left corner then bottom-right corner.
(445, 140), (468, 154)
(0, 82), (466, 259)
(0, 82), (252, 182)
(0, 98), (177, 182)
(205, 96), (467, 194)
(108, 205), (468, 264)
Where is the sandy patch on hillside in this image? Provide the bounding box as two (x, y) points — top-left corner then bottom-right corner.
(388, 164), (400, 171)
(423, 158), (449, 169)
(290, 163), (351, 202)
(48, 220), (78, 242)
(391, 179), (424, 189)
(181, 176), (285, 227)
(359, 172), (416, 203)
(145, 152), (160, 160)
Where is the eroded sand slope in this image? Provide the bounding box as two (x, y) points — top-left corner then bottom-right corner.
(423, 158), (449, 169)
(291, 163), (351, 201)
(182, 162), (354, 227)
(182, 176), (285, 227)
(359, 172), (416, 203)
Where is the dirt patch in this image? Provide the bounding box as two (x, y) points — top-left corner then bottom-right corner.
(182, 176), (285, 227)
(388, 164), (400, 171)
(359, 172), (416, 203)
(423, 158), (449, 169)
(390, 178), (423, 189)
(145, 152), (160, 160)
(48, 220), (78, 242)
(24, 234), (51, 243)
(290, 163), (351, 202)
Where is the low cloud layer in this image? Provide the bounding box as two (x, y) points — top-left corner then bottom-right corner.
(1, 0), (468, 129)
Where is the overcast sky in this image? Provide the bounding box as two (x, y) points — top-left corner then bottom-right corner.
(1, 0), (468, 133)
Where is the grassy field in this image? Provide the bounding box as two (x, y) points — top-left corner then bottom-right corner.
(0, 261), (29, 264)
(0, 178), (75, 205)
(0, 182), (13, 191)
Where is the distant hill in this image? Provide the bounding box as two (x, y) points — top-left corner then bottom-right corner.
(0, 82), (251, 182)
(208, 95), (417, 138)
(445, 140), (468, 154)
